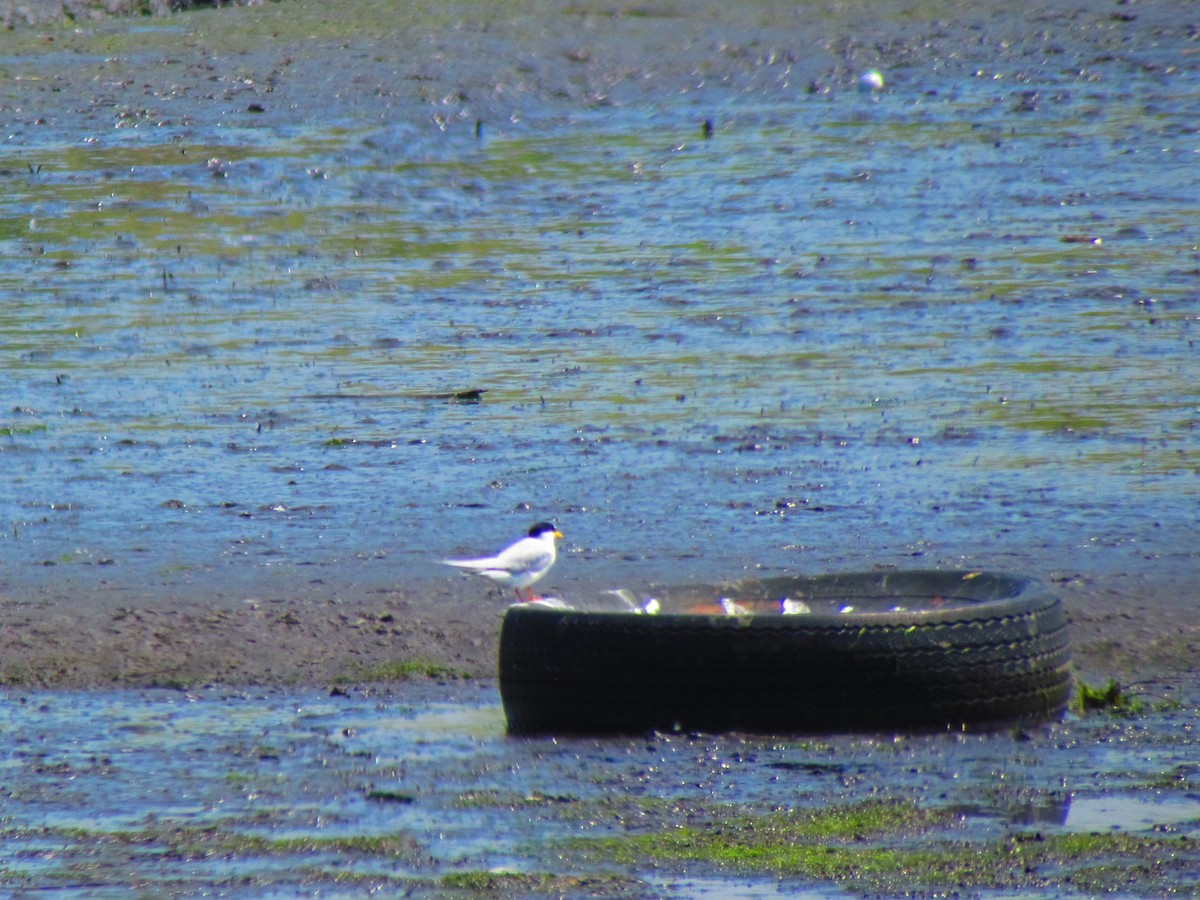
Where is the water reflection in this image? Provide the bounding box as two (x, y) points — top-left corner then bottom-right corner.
(1064, 794), (1200, 834)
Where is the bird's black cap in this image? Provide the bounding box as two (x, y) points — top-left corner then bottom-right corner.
(528, 522), (559, 537)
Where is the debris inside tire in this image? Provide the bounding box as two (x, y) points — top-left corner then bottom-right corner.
(500, 570), (1072, 735)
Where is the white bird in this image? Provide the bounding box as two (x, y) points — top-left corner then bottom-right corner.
(443, 522), (563, 603)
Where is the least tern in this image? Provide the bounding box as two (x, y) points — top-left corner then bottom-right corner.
(443, 522), (563, 602)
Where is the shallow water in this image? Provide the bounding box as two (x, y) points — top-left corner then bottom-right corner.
(0, 685), (1197, 895)
(1, 3), (1197, 607)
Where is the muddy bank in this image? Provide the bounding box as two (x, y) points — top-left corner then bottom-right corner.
(0, 581), (497, 688)
(2, 571), (1197, 692)
(0, 0), (244, 29)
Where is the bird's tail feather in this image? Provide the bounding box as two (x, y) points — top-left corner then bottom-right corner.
(443, 558), (491, 570)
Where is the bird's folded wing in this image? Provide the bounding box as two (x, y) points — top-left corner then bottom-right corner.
(444, 539), (553, 575)
(492, 545), (553, 573)
(443, 556), (497, 570)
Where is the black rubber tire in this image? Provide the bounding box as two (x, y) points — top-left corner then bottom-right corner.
(499, 570), (1072, 735)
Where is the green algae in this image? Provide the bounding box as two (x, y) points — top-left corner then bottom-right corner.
(26, 822), (424, 859)
(564, 799), (950, 871)
(1075, 678), (1139, 715)
(440, 871), (635, 895)
(333, 657), (473, 684)
(559, 799), (1200, 894)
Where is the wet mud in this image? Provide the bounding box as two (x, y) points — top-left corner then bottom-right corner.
(1, 681), (1198, 896)
(2, 570), (1198, 692)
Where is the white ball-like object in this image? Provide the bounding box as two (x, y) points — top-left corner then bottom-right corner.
(858, 69), (885, 92)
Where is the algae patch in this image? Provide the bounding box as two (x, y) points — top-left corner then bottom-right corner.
(439, 871), (638, 895)
(562, 799), (951, 873)
(333, 657), (473, 684)
(559, 799), (1200, 895)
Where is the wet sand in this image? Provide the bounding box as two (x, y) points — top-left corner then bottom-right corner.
(1, 0), (1197, 693)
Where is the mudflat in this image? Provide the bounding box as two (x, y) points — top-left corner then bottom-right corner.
(3, 571), (1196, 690)
(1, 0), (1196, 693)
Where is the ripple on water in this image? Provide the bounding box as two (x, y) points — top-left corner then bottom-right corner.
(0, 7), (1197, 605)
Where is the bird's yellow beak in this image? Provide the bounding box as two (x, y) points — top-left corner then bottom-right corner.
(553, 530), (564, 539)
